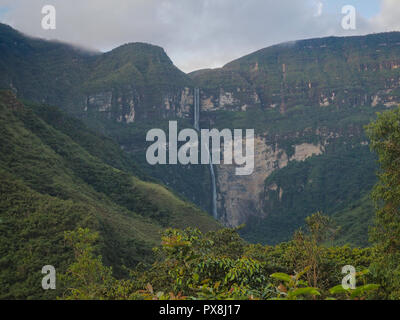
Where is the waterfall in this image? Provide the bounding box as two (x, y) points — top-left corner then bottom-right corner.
(194, 88), (200, 131)
(194, 88), (218, 219)
(209, 153), (218, 219)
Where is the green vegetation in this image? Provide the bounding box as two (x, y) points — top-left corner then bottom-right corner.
(207, 102), (382, 246)
(242, 143), (377, 245)
(0, 91), (218, 299)
(58, 213), (379, 300)
(56, 107), (400, 301)
(101, 118), (215, 214)
(0, 23), (192, 118)
(366, 107), (400, 299)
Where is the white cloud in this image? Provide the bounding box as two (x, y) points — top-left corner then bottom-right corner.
(0, 0), (398, 72)
(314, 1), (323, 17)
(370, 0), (400, 32)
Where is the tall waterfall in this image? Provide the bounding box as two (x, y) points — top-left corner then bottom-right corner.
(194, 88), (218, 219)
(209, 151), (218, 219)
(194, 88), (200, 131)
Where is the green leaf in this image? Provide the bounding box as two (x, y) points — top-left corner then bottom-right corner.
(329, 285), (349, 295)
(291, 287), (321, 297)
(270, 273), (291, 283)
(350, 284), (380, 299)
(356, 269), (370, 277)
(296, 266), (311, 280)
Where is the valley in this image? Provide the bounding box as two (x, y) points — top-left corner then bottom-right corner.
(1, 24), (400, 275)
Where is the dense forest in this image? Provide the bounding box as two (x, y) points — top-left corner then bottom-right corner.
(0, 91), (218, 299)
(3, 88), (400, 300)
(55, 106), (400, 300)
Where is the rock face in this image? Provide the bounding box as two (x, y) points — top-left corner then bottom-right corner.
(197, 87), (261, 112)
(87, 92), (113, 113)
(84, 87), (194, 122)
(191, 34), (400, 112)
(215, 136), (326, 227)
(290, 143), (324, 162)
(216, 136), (288, 226)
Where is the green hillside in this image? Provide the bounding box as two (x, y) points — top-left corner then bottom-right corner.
(0, 23), (193, 118)
(0, 91), (218, 299)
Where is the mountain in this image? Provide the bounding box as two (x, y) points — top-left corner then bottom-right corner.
(1, 23), (400, 246)
(0, 90), (218, 299)
(0, 23), (193, 120)
(188, 33), (400, 245)
(191, 33), (400, 112)
(0, 23), (214, 214)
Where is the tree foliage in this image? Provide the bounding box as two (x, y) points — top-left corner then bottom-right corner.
(366, 107), (400, 299)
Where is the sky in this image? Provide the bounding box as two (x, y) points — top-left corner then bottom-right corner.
(0, 0), (399, 73)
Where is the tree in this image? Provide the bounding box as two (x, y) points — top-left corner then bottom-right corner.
(286, 212), (338, 289)
(366, 107), (400, 299)
(60, 228), (138, 300)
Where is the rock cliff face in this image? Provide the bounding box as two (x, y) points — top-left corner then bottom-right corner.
(84, 87), (194, 122)
(215, 136), (325, 227)
(198, 88), (261, 112)
(216, 136), (288, 226)
(191, 34), (400, 113)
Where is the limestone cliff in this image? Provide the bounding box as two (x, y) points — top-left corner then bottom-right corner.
(215, 136), (326, 227)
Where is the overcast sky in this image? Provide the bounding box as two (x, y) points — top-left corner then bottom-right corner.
(0, 0), (399, 73)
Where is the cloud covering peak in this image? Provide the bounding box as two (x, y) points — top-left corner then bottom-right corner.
(0, 0), (398, 72)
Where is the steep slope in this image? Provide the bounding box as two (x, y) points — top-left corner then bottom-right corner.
(0, 23), (194, 121)
(0, 23), (214, 215)
(191, 32), (400, 112)
(82, 42), (192, 120)
(0, 91), (218, 299)
(0, 23), (94, 111)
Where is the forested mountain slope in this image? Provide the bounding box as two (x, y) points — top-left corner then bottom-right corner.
(0, 91), (218, 299)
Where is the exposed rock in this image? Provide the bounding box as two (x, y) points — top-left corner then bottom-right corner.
(87, 92), (112, 112)
(216, 138), (325, 227)
(219, 89), (237, 108)
(125, 106), (135, 123)
(290, 143), (324, 162)
(216, 136), (289, 227)
(176, 87), (192, 118)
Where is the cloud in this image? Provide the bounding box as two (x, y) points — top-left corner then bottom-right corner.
(314, 1), (323, 17)
(0, 0), (398, 72)
(370, 0), (400, 32)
